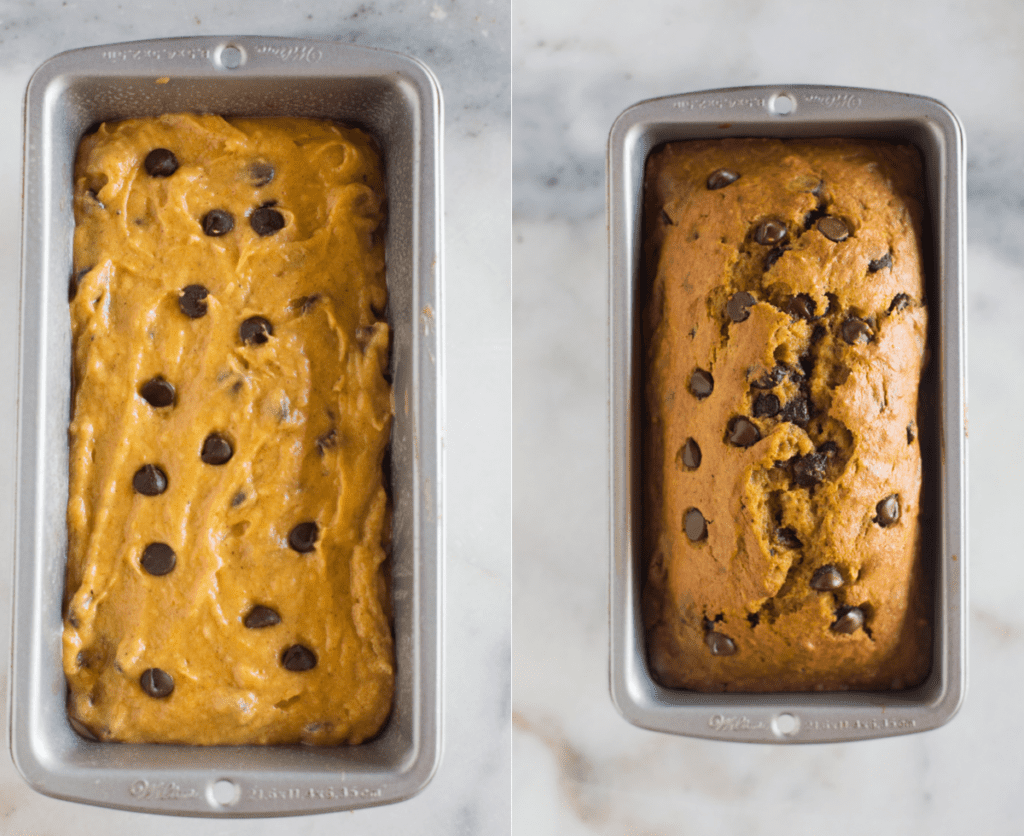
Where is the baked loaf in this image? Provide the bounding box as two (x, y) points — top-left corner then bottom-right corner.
(642, 138), (931, 692)
(64, 114), (393, 743)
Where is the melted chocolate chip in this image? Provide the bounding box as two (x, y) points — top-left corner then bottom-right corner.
(239, 316), (273, 345)
(764, 247), (787, 270)
(202, 209), (234, 236)
(201, 433), (233, 465)
(140, 668), (174, 698)
(775, 527), (802, 549)
(679, 438), (701, 469)
(779, 397), (810, 427)
(139, 377), (175, 408)
(244, 605), (281, 629)
(281, 644), (317, 672)
(250, 205), (286, 236)
(786, 294), (817, 321)
(753, 393), (780, 418)
(140, 542), (176, 576)
(179, 284), (209, 318)
(841, 317), (873, 345)
(689, 369), (714, 399)
(705, 631), (736, 656)
(684, 508), (707, 542)
(706, 169), (740, 190)
(288, 521), (319, 553)
(810, 564), (844, 591)
(792, 452), (828, 488)
(249, 162), (275, 187)
(868, 252), (892, 273)
(754, 219), (789, 246)
(144, 148), (179, 177)
(889, 293), (911, 313)
(831, 606), (865, 634)
(876, 494), (901, 527)
(727, 416), (761, 448)
(726, 291), (755, 323)
(817, 216), (849, 242)
(133, 464), (168, 496)
(751, 365), (787, 389)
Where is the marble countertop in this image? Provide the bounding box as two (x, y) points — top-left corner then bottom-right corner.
(513, 0), (1023, 832)
(0, 0), (510, 833)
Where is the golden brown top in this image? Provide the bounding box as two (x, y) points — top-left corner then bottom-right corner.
(64, 114), (393, 743)
(642, 138), (931, 692)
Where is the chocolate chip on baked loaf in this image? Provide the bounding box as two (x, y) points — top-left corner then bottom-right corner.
(751, 365), (787, 389)
(817, 216), (849, 242)
(244, 605), (281, 629)
(889, 293), (911, 313)
(202, 209), (234, 236)
(179, 284), (209, 318)
(133, 464), (168, 496)
(705, 631), (736, 656)
(281, 644), (318, 672)
(689, 368), (714, 399)
(727, 416), (761, 447)
(140, 543), (176, 576)
(754, 219), (788, 246)
(792, 451), (828, 488)
(785, 294), (817, 321)
(239, 316), (273, 345)
(841, 317), (874, 345)
(875, 495), (901, 527)
(831, 606), (865, 634)
(140, 668), (174, 698)
(753, 393), (780, 418)
(868, 251), (892, 273)
(774, 527), (802, 549)
(288, 521), (319, 553)
(810, 565), (844, 591)
(200, 433), (234, 465)
(779, 396), (810, 427)
(684, 508), (707, 542)
(706, 168), (739, 190)
(250, 204), (286, 236)
(726, 291), (755, 323)
(678, 438), (701, 470)
(139, 377), (176, 408)
(144, 148), (179, 178)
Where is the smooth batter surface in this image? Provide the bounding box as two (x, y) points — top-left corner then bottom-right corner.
(65, 114), (393, 744)
(643, 139), (931, 692)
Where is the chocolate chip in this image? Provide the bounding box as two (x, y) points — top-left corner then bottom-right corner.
(140, 668), (174, 698)
(707, 169), (740, 190)
(201, 433), (233, 465)
(831, 606), (865, 634)
(179, 284), (209, 318)
(889, 293), (911, 313)
(144, 148), (179, 177)
(288, 521), (319, 553)
(250, 205), (285, 236)
(69, 266), (92, 302)
(907, 422), (916, 443)
(779, 397), (810, 427)
(316, 428), (338, 455)
(689, 369), (714, 399)
(139, 377), (175, 408)
(684, 508), (707, 542)
(792, 452), (828, 488)
(679, 438), (701, 470)
(751, 365), (787, 389)
(202, 209), (234, 236)
(876, 494), (900, 527)
(764, 247), (787, 270)
(810, 565), (844, 591)
(244, 605), (281, 629)
(841, 317), (873, 345)
(239, 316), (273, 345)
(727, 416), (761, 448)
(753, 393), (780, 418)
(726, 291), (755, 323)
(231, 491), (246, 507)
(705, 631), (736, 656)
(754, 219), (788, 246)
(817, 216), (849, 242)
(249, 162), (275, 187)
(747, 612), (760, 627)
(786, 294), (817, 321)
(775, 527), (802, 549)
(803, 203), (828, 229)
(281, 644), (317, 672)
(868, 252), (892, 273)
(140, 543), (176, 576)
(133, 464), (168, 496)
(818, 440), (838, 457)
(810, 324), (827, 344)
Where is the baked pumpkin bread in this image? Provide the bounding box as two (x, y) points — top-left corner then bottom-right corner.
(642, 138), (931, 692)
(64, 114), (393, 743)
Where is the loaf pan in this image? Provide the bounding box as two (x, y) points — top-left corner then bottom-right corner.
(12, 37), (443, 814)
(608, 86), (966, 743)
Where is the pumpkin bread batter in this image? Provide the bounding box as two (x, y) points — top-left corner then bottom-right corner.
(64, 114), (393, 744)
(642, 138), (931, 692)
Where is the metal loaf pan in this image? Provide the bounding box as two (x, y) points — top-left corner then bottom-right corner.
(608, 86), (966, 743)
(12, 37), (443, 814)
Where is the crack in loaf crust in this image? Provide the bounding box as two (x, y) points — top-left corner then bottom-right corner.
(641, 138), (932, 692)
(64, 114), (393, 743)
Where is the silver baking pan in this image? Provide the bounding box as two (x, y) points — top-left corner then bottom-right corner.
(608, 86), (966, 743)
(11, 37), (443, 814)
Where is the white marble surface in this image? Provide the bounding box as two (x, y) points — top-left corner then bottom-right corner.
(514, 0), (1023, 832)
(0, 0), (510, 833)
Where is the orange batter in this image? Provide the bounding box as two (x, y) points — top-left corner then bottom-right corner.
(64, 114), (393, 744)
